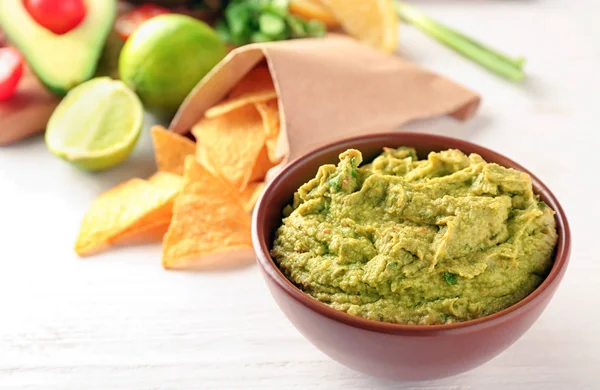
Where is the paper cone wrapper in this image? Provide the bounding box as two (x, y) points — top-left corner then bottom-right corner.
(170, 35), (480, 172)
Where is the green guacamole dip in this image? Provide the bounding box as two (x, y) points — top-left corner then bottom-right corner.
(271, 147), (558, 325)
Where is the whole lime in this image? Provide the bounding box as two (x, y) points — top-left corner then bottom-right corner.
(119, 14), (227, 117)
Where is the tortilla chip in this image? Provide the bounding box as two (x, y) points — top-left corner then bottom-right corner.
(112, 218), (171, 246)
(75, 173), (182, 256)
(148, 171), (184, 189)
(194, 141), (219, 177)
(239, 181), (266, 213)
(192, 104), (266, 190)
(248, 145), (273, 184)
(255, 99), (282, 163)
(205, 66), (277, 118)
(255, 99), (280, 138)
(151, 126), (196, 175)
(135, 172), (182, 223)
(162, 157), (253, 270)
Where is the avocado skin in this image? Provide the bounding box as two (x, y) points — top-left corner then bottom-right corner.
(0, 0), (116, 96)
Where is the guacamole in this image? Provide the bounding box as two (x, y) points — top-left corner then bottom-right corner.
(271, 147), (558, 325)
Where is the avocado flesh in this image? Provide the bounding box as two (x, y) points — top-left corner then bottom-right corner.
(0, 0), (116, 96)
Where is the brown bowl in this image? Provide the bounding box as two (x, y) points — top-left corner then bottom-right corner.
(252, 133), (571, 381)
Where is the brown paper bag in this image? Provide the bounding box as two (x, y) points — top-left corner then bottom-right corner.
(170, 35), (480, 170)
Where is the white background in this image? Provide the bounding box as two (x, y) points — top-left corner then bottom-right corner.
(1, 0), (598, 389)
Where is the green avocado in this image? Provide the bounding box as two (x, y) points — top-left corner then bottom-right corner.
(0, 0), (116, 96)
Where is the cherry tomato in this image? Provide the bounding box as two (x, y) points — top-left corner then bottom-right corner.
(0, 48), (24, 101)
(115, 4), (171, 41)
(24, 0), (86, 35)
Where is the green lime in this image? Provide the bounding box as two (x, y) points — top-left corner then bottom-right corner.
(119, 14), (227, 118)
(45, 77), (143, 172)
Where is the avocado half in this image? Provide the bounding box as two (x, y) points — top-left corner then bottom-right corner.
(0, 0), (116, 96)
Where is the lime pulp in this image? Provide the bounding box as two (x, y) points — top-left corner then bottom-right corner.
(45, 77), (144, 172)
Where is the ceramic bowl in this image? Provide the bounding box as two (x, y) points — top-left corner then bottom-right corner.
(252, 133), (570, 381)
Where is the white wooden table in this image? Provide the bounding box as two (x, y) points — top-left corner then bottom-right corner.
(1, 1), (598, 389)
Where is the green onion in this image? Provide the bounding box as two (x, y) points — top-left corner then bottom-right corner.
(305, 19), (326, 37)
(395, 1), (526, 81)
(250, 31), (273, 43)
(263, 0), (289, 18)
(218, 0), (326, 45)
(225, 3), (250, 37)
(259, 13), (286, 36)
(286, 14), (307, 38)
(224, 2), (252, 45)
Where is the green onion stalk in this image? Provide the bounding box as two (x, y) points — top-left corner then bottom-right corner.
(395, 1), (526, 81)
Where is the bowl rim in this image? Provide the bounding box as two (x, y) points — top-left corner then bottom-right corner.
(252, 132), (571, 335)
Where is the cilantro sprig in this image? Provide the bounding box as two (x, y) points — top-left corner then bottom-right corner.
(443, 272), (458, 285)
(216, 0), (326, 45)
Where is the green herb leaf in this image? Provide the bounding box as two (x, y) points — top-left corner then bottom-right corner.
(443, 272), (457, 285)
(328, 176), (342, 192)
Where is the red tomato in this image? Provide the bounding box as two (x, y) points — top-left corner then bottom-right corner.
(0, 48), (24, 101)
(115, 4), (171, 41)
(24, 0), (86, 35)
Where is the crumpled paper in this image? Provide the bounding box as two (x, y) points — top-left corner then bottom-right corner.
(170, 34), (480, 171)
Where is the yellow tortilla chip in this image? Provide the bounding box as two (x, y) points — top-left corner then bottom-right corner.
(239, 181), (266, 213)
(75, 173), (182, 256)
(148, 171), (184, 189)
(247, 145), (273, 184)
(151, 126), (196, 175)
(194, 141), (219, 177)
(255, 99), (282, 164)
(205, 92), (277, 119)
(132, 172), (182, 223)
(162, 157), (253, 270)
(205, 66), (277, 118)
(192, 104), (267, 190)
(113, 218), (171, 246)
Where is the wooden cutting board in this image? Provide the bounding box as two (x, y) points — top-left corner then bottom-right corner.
(0, 64), (61, 146)
(0, 27), (60, 146)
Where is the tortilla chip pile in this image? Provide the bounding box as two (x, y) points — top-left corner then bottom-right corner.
(74, 66), (279, 270)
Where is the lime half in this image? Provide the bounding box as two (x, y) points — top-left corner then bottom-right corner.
(45, 77), (143, 172)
